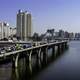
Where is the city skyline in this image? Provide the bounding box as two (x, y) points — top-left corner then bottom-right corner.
(0, 0), (80, 34)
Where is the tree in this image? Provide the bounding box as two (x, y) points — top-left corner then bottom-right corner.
(39, 34), (46, 41)
(32, 33), (40, 41)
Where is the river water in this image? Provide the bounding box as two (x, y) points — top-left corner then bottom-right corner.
(0, 41), (80, 80)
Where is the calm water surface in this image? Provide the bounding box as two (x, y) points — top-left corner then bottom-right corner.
(0, 41), (80, 80)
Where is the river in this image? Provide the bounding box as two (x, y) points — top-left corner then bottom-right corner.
(0, 41), (80, 80)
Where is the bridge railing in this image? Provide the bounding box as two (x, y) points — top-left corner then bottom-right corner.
(0, 40), (68, 58)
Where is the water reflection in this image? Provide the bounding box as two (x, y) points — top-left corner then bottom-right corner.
(11, 48), (68, 80)
(0, 44), (68, 80)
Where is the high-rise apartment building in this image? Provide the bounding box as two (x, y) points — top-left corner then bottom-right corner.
(0, 22), (16, 40)
(0, 22), (10, 39)
(16, 10), (32, 41)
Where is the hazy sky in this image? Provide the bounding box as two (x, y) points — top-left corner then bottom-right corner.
(0, 0), (80, 34)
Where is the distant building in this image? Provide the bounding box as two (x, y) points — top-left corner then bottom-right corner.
(10, 27), (16, 37)
(0, 22), (16, 40)
(69, 33), (75, 38)
(16, 10), (32, 41)
(59, 30), (64, 38)
(75, 33), (80, 38)
(64, 31), (69, 38)
(0, 22), (10, 39)
(54, 32), (59, 38)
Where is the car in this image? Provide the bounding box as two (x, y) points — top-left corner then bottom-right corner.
(0, 48), (6, 54)
(10, 46), (16, 51)
(22, 44), (32, 49)
(6, 47), (12, 52)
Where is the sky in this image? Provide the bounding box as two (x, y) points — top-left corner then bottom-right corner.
(0, 0), (80, 34)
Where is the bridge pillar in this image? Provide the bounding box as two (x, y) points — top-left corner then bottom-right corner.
(64, 42), (68, 49)
(52, 46), (55, 58)
(15, 54), (19, 68)
(12, 57), (15, 68)
(12, 53), (28, 71)
(28, 50), (32, 75)
(57, 44), (61, 55)
(12, 54), (19, 68)
(43, 47), (48, 65)
(61, 43), (64, 52)
(36, 48), (41, 69)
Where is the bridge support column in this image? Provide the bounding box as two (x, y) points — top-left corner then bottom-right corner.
(12, 57), (15, 68)
(15, 54), (19, 68)
(28, 50), (32, 74)
(36, 48), (41, 69)
(12, 54), (19, 68)
(61, 44), (64, 52)
(52, 46), (55, 58)
(57, 45), (61, 55)
(43, 47), (48, 65)
(64, 42), (68, 49)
